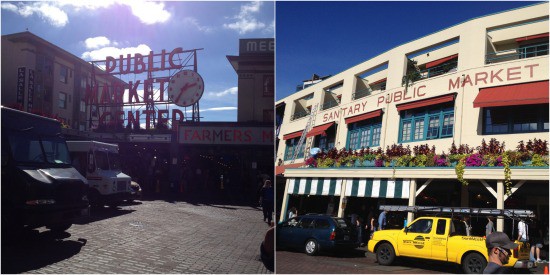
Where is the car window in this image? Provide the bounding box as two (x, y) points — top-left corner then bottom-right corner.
(436, 219), (446, 235)
(315, 218), (330, 229)
(333, 218), (350, 229)
(282, 217), (299, 228)
(299, 218), (314, 228)
(408, 219), (433, 234)
(451, 219), (467, 236)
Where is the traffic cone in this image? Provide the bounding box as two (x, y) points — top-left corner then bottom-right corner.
(544, 264), (548, 274)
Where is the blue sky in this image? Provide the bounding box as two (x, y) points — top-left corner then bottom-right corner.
(1, 1), (274, 122)
(275, 1), (540, 101)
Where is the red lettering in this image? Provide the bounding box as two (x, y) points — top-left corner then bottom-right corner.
(192, 130), (201, 141)
(377, 96), (385, 107)
(323, 113), (329, 122)
(353, 103), (360, 114)
(385, 93), (393, 104)
(262, 130), (272, 143)
(143, 78), (154, 102)
(490, 69), (503, 83)
(85, 83), (98, 104)
(134, 53), (146, 74)
(245, 130), (253, 142)
(157, 109), (169, 127)
(394, 91), (402, 103)
(403, 89), (412, 100)
(127, 111), (140, 129)
(157, 78), (169, 101)
(119, 54), (132, 74)
(462, 75), (473, 87)
(105, 56), (116, 73)
(168, 47), (184, 69)
(417, 85), (426, 97)
(224, 130), (231, 141)
(361, 101), (367, 111)
(184, 129), (192, 140)
(524, 64), (539, 78)
(234, 129), (242, 142)
(171, 109), (184, 131)
(99, 84), (110, 104)
(128, 80), (141, 103)
(99, 112), (111, 125)
(142, 110), (155, 130)
(507, 66), (521, 81)
(112, 82), (125, 104)
(449, 77), (461, 91)
(202, 130), (211, 141)
(475, 72), (488, 85)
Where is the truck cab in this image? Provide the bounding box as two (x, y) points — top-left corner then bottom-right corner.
(1, 107), (89, 239)
(368, 208), (534, 273)
(66, 141), (132, 207)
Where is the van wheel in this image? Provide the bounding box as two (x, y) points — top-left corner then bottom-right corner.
(462, 252), (486, 274)
(88, 189), (103, 208)
(376, 243), (396, 265)
(305, 239), (319, 256)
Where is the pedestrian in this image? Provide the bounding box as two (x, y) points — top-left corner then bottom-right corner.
(529, 219), (545, 263)
(483, 232), (518, 274)
(378, 210), (387, 231)
(486, 216), (496, 237)
(366, 207), (374, 239)
(370, 213), (378, 238)
(356, 218), (365, 247)
(288, 206), (297, 219)
(259, 180), (274, 224)
(517, 219), (528, 243)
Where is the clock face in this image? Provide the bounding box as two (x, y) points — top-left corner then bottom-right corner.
(168, 70), (204, 107)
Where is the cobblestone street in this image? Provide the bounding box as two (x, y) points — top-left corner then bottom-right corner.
(2, 199), (273, 274)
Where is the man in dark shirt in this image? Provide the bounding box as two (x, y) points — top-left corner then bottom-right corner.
(483, 232), (518, 274)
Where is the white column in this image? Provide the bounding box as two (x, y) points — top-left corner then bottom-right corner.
(496, 180), (504, 231)
(337, 179), (347, 218)
(407, 179), (417, 225)
(279, 178), (291, 223)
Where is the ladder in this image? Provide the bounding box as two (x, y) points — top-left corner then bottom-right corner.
(291, 103), (318, 163)
(378, 205), (535, 220)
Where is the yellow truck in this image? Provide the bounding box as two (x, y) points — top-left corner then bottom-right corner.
(368, 207), (534, 273)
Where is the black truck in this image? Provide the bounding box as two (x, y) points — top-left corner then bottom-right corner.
(1, 107), (89, 240)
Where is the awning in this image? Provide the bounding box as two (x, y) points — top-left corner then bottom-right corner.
(396, 93), (455, 112)
(473, 81), (549, 108)
(345, 178), (410, 199)
(370, 78), (387, 86)
(287, 178), (342, 196)
(425, 54), (458, 69)
(275, 162), (303, 175)
(515, 33), (549, 43)
(283, 130), (303, 140)
(306, 122), (335, 138)
(345, 109), (383, 124)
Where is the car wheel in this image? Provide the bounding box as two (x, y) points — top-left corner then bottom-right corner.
(462, 252), (487, 274)
(304, 239), (319, 256)
(376, 243), (396, 265)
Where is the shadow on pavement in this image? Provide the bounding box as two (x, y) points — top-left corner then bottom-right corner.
(74, 207), (136, 225)
(1, 230), (86, 274)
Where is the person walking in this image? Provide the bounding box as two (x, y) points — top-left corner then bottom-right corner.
(378, 210), (387, 231)
(356, 218), (365, 247)
(259, 180), (274, 224)
(517, 219), (528, 243)
(483, 232), (518, 273)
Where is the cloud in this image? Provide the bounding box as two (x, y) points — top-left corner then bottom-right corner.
(183, 17), (213, 33)
(85, 36), (111, 49)
(207, 87), (238, 98)
(127, 1), (171, 25)
(1, 0), (172, 27)
(223, 1), (269, 34)
(81, 44), (152, 61)
(200, 107), (237, 112)
(2, 2), (69, 27)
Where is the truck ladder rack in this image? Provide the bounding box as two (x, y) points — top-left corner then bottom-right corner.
(379, 205), (535, 219)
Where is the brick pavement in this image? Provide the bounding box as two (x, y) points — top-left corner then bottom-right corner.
(2, 199), (273, 274)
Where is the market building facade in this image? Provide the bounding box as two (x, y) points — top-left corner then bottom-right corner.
(275, 3), (549, 234)
(2, 32), (274, 204)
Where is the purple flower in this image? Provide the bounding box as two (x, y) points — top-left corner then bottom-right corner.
(433, 155), (448, 167)
(305, 157), (317, 167)
(375, 158), (384, 167)
(465, 154), (483, 167)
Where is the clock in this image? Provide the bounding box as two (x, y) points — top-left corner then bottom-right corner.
(168, 70), (204, 107)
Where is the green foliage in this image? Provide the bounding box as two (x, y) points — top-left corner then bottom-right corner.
(532, 154), (549, 167)
(412, 155), (428, 167)
(402, 59), (422, 87)
(455, 156), (468, 186)
(396, 155), (413, 167)
(317, 158), (334, 168)
(503, 153), (512, 196)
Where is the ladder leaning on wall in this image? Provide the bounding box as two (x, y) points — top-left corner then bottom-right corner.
(290, 103), (318, 164)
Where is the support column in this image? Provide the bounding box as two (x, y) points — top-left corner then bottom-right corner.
(279, 178), (291, 223)
(337, 179), (348, 218)
(407, 179), (417, 225)
(461, 184), (469, 207)
(496, 180), (504, 231)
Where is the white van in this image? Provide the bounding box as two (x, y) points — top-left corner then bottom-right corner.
(67, 141), (132, 207)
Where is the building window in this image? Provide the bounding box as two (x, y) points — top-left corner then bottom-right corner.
(484, 104), (548, 134)
(81, 76), (88, 88)
(399, 103), (454, 143)
(263, 75), (274, 97)
(313, 126), (337, 151)
(347, 117), (382, 150)
(60, 66), (68, 83)
(59, 92), (67, 109)
(80, 100), (86, 113)
(284, 137), (305, 160)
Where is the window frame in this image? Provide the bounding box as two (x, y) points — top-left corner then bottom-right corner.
(284, 137), (305, 161)
(482, 104), (548, 134)
(347, 121), (382, 150)
(60, 65), (68, 83)
(58, 92), (67, 109)
(398, 104), (454, 143)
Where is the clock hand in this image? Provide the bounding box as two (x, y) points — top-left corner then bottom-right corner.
(175, 83), (190, 103)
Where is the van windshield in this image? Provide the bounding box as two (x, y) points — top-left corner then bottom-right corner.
(7, 131), (71, 165)
(95, 150), (122, 171)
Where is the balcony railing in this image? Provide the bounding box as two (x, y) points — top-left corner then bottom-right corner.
(291, 110), (310, 121)
(322, 100), (339, 110)
(419, 60), (458, 79)
(485, 43), (549, 64)
(353, 87), (372, 100)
